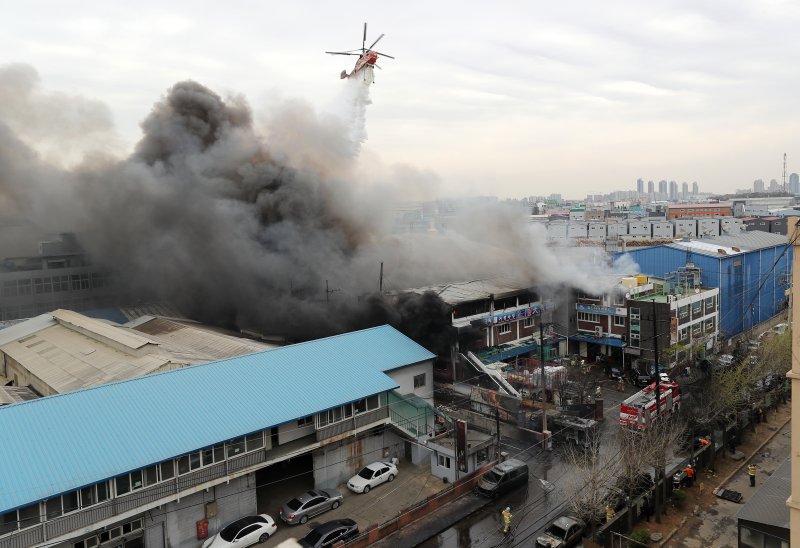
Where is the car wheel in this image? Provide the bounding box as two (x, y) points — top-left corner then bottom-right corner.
(300, 515), (308, 525)
(259, 533), (269, 543)
(332, 500), (340, 509)
(363, 485), (370, 493)
(388, 474), (395, 482)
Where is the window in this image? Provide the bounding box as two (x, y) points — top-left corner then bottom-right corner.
(414, 373), (426, 389)
(679, 327), (688, 341)
(692, 323), (702, 337)
(577, 312), (600, 323)
(46, 498), (63, 520)
(705, 296), (715, 311)
(614, 316), (625, 327)
(630, 307), (640, 319)
(498, 323), (511, 334)
(297, 416), (313, 428)
(160, 460), (175, 481)
(227, 437), (246, 458)
(523, 317), (534, 328)
(16, 504), (39, 530)
(692, 301), (702, 317)
(246, 432), (264, 451)
(705, 318), (715, 332)
(613, 293), (625, 306)
(18, 280), (31, 296)
(438, 454), (451, 468)
(115, 476), (130, 495)
(629, 333), (640, 348)
(34, 277), (52, 294)
(679, 305), (689, 319)
(144, 465), (159, 486)
(130, 469), (144, 490)
(63, 491), (79, 513)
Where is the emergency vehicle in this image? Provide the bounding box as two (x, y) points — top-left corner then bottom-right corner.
(619, 381), (681, 429)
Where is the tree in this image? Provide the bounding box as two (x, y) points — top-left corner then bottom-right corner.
(638, 417), (686, 523)
(615, 428), (653, 530)
(561, 427), (617, 539)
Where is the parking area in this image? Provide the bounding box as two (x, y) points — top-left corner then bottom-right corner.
(255, 458), (447, 546)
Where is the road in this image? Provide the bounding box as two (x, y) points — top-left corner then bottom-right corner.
(420, 382), (632, 548)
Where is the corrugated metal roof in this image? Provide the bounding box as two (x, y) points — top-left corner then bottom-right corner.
(125, 317), (278, 362)
(665, 231), (788, 257)
(52, 309), (153, 350)
(0, 325), (434, 512)
(737, 457), (790, 529)
(0, 386), (39, 405)
(404, 279), (533, 305)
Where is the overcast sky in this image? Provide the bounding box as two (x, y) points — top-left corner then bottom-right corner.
(2, 0), (799, 199)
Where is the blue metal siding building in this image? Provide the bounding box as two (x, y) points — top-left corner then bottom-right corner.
(617, 232), (791, 338)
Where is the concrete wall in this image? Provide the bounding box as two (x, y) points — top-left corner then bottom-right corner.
(674, 219), (697, 238)
(651, 221), (674, 238)
(698, 219), (720, 237)
(567, 223), (588, 238)
(279, 419), (315, 444)
(312, 430), (405, 490)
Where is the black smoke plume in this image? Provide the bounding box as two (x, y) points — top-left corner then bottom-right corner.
(0, 66), (636, 347)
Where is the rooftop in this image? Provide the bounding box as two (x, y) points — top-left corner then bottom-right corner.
(665, 231), (788, 258)
(736, 457), (790, 530)
(0, 325), (435, 512)
(404, 278), (536, 305)
(668, 203), (732, 209)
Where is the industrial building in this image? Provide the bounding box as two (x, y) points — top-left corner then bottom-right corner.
(618, 232), (791, 339)
(0, 326), (436, 548)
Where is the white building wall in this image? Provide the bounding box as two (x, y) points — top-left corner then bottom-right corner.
(569, 210), (585, 221)
(628, 221), (650, 236)
(567, 223), (588, 238)
(607, 222), (628, 236)
(697, 219), (720, 237)
(674, 219), (697, 238)
(651, 222), (674, 238)
(587, 223), (606, 240)
(546, 222), (568, 242)
(387, 360), (434, 403)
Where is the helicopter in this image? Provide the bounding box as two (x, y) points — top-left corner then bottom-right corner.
(326, 22), (394, 82)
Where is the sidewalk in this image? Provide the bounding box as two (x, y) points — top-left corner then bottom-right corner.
(597, 401), (792, 547)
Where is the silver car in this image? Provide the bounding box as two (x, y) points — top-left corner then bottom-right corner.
(280, 489), (343, 525)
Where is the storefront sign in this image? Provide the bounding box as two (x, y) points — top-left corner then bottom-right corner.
(576, 304), (625, 316)
(479, 305), (545, 326)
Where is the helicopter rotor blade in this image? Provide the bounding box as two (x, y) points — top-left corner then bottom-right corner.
(368, 33), (384, 50)
(362, 22), (367, 51)
(374, 64), (383, 70)
(326, 51), (359, 56)
(375, 51), (395, 59)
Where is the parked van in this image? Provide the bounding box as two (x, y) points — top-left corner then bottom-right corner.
(475, 459), (529, 497)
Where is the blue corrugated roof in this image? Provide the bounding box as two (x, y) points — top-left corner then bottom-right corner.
(0, 325), (435, 512)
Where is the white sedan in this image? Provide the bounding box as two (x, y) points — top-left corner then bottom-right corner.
(202, 514), (277, 548)
(347, 461), (398, 493)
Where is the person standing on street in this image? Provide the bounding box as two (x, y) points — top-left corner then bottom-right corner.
(502, 507), (513, 535)
(748, 464), (757, 487)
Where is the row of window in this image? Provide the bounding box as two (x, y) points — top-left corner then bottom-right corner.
(678, 296), (716, 319)
(1, 273), (112, 298)
(317, 395), (382, 427)
(678, 318), (716, 341)
(73, 518), (143, 548)
(577, 312), (600, 323)
(496, 317), (535, 336)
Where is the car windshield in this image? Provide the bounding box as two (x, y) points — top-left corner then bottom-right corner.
(483, 470), (502, 484)
(546, 523), (568, 540)
(287, 498), (302, 511)
(220, 519), (251, 541)
(357, 467), (374, 480)
(304, 529), (323, 545)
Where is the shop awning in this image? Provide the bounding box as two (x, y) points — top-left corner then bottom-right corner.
(570, 334), (626, 348)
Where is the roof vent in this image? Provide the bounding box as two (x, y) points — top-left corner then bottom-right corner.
(718, 249), (727, 255)
(731, 246), (741, 252)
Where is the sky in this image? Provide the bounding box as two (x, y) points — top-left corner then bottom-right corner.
(2, 0), (799, 199)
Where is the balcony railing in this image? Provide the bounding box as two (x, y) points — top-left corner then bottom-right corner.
(316, 406), (389, 442)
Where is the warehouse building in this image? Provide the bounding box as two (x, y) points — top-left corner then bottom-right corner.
(617, 232), (791, 339)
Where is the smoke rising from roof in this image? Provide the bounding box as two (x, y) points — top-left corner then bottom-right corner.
(0, 64), (635, 342)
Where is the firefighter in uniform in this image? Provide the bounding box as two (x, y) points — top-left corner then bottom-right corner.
(748, 464), (757, 487)
(502, 507), (512, 534)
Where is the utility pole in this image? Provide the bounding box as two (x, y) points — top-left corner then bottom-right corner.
(651, 300), (661, 418)
(540, 320), (551, 450)
(494, 405), (501, 460)
(379, 262), (383, 293)
(325, 280), (340, 303)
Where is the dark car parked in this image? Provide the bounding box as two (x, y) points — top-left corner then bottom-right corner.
(298, 519), (359, 548)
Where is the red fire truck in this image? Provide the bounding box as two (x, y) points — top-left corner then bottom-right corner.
(620, 381), (681, 429)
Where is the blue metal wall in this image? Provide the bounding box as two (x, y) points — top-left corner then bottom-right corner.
(617, 245), (791, 338)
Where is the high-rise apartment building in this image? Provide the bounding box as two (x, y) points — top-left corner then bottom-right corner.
(754, 179), (765, 193)
(648, 180), (654, 194)
(692, 181), (699, 195)
(681, 182), (688, 200)
(669, 180), (678, 201)
(659, 180), (668, 194)
(790, 173), (799, 195)
(769, 179), (779, 192)
(636, 178), (644, 193)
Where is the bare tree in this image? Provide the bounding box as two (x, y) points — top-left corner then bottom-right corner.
(561, 427), (617, 539)
(640, 417), (686, 523)
(615, 428), (653, 530)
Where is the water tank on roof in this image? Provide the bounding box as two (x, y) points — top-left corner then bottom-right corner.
(635, 275), (648, 285)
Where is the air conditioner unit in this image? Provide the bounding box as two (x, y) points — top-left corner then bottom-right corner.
(595, 326), (603, 336)
(667, 295), (676, 303)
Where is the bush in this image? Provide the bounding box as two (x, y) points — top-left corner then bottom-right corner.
(671, 488), (687, 508)
(629, 528), (651, 546)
